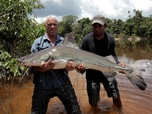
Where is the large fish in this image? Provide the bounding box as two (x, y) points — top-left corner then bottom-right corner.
(17, 44), (147, 91)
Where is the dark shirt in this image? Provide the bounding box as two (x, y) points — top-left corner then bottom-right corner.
(31, 34), (70, 89)
(81, 32), (120, 82)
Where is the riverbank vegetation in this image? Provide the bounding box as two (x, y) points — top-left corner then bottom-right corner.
(0, 0), (152, 84)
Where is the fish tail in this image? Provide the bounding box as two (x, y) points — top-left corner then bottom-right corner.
(124, 69), (147, 91)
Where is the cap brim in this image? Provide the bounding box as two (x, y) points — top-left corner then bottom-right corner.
(92, 20), (105, 25)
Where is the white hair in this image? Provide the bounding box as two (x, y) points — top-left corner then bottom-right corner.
(45, 15), (58, 24)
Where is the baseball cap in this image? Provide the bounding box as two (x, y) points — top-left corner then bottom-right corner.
(92, 15), (106, 25)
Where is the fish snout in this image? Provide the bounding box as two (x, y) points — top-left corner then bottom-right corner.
(17, 58), (25, 65)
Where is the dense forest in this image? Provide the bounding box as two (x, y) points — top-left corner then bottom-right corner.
(0, 0), (152, 83)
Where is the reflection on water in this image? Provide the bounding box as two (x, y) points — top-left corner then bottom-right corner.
(116, 45), (152, 60)
(0, 49), (152, 114)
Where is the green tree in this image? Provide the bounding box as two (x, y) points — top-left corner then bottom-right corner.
(0, 0), (43, 56)
(132, 10), (143, 36)
(58, 15), (79, 36)
(0, 0), (44, 82)
(72, 17), (92, 43)
(109, 19), (124, 37)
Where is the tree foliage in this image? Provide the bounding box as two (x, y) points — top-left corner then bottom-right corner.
(0, 0), (44, 82)
(0, 0), (44, 55)
(59, 10), (152, 44)
(58, 15), (79, 36)
(72, 17), (92, 44)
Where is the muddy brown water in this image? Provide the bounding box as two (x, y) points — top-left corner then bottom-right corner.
(0, 57), (152, 114)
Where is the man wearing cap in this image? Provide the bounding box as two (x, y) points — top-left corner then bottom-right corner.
(79, 14), (125, 110)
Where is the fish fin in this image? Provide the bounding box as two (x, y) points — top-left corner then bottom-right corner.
(125, 69), (147, 91)
(62, 32), (79, 49)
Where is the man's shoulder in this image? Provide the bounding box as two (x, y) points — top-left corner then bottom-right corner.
(57, 34), (64, 41)
(56, 35), (64, 45)
(84, 32), (93, 38)
(83, 32), (93, 41)
(105, 32), (114, 39)
(105, 32), (115, 43)
(34, 34), (45, 43)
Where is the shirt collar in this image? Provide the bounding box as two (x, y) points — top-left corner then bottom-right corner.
(43, 33), (63, 45)
(43, 33), (61, 41)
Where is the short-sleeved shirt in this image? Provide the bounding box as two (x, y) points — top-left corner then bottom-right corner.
(81, 32), (120, 82)
(31, 34), (70, 89)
